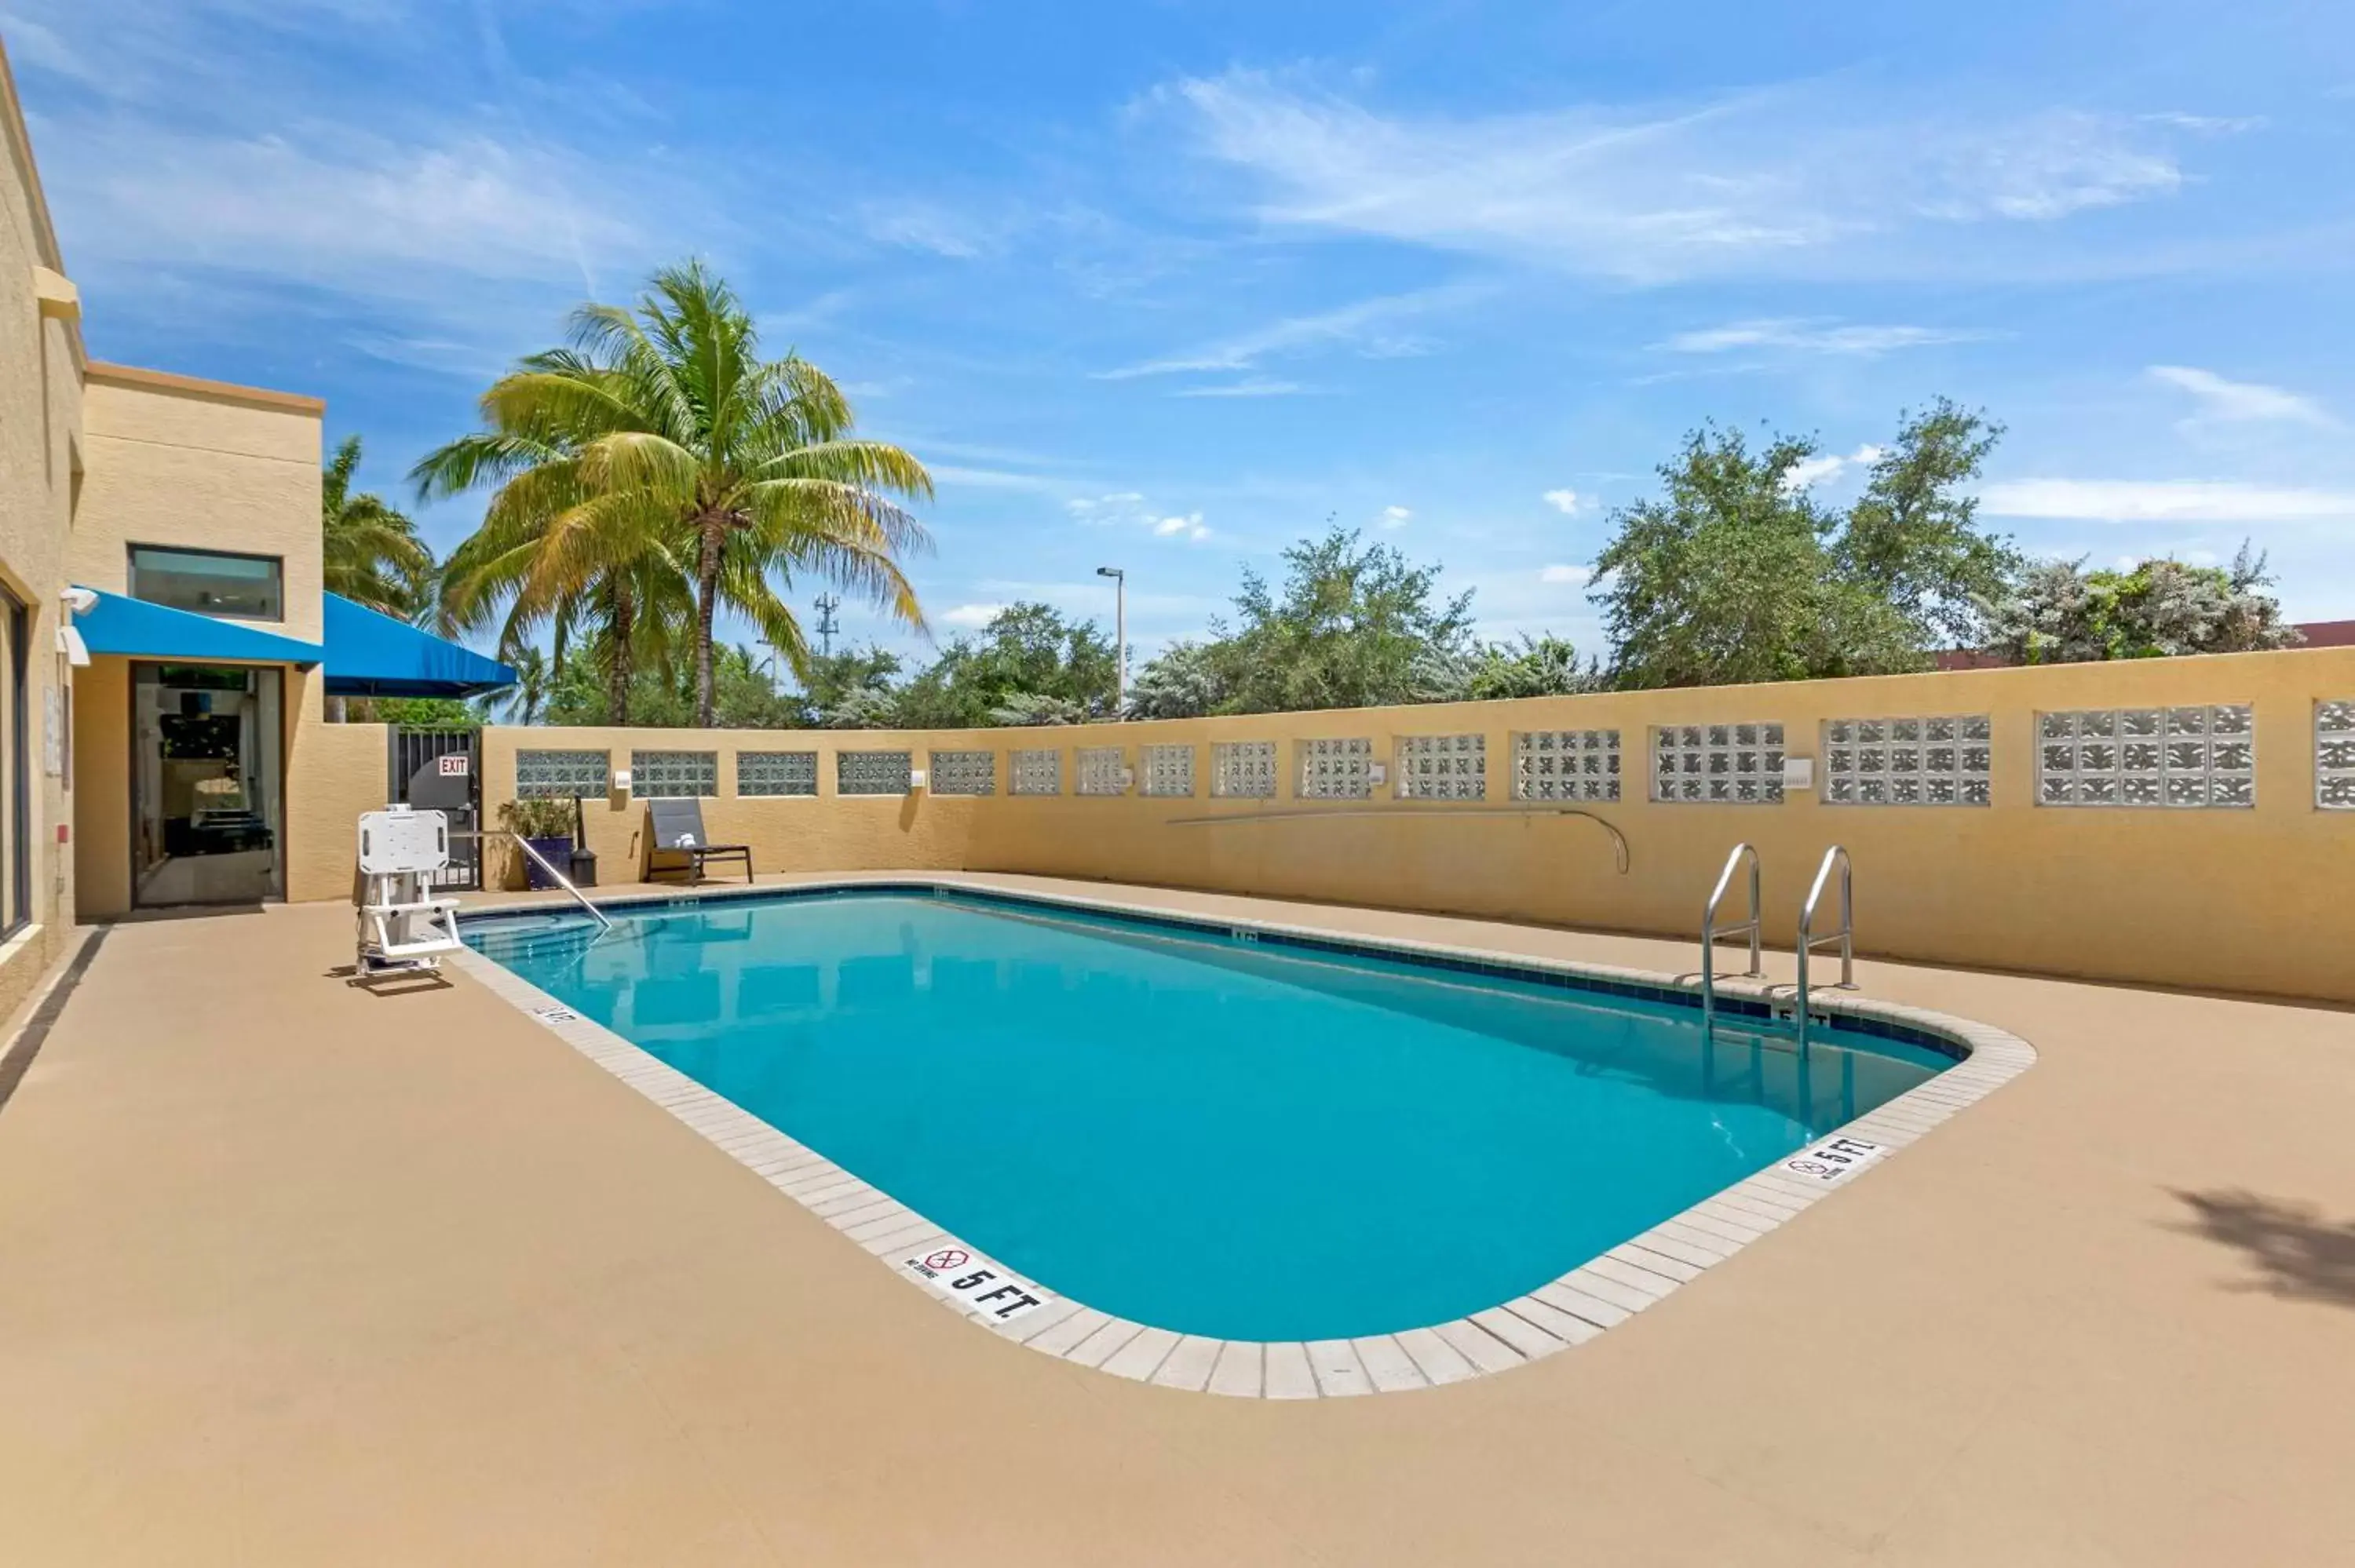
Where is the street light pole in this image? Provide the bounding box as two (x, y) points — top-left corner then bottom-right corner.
(1095, 565), (1126, 716)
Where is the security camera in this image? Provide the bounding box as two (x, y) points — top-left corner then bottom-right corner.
(61, 586), (97, 614)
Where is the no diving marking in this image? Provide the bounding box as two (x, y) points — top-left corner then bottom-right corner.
(900, 1242), (1049, 1322)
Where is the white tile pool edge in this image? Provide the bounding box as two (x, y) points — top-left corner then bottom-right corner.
(450, 876), (2038, 1398)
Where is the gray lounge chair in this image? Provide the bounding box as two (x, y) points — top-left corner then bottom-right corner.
(644, 798), (754, 885)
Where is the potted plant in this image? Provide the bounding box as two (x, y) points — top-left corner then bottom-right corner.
(498, 796), (578, 890)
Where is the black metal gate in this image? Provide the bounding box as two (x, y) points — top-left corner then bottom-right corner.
(389, 727), (482, 891)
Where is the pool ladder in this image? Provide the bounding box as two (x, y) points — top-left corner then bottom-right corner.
(1699, 843), (1762, 1045)
(1699, 843), (1856, 1047)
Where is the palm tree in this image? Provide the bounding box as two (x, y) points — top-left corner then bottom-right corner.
(414, 353), (693, 724)
(323, 435), (435, 618)
(428, 261), (933, 727)
(486, 645), (551, 725)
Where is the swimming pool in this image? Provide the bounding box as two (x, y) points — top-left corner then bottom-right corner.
(464, 886), (1959, 1347)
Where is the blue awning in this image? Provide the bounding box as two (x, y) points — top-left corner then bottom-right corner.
(73, 586), (324, 666)
(322, 593), (516, 698)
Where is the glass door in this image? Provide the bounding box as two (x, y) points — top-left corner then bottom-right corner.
(131, 663), (284, 906)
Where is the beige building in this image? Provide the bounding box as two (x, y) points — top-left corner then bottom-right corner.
(0, 44), (502, 1019)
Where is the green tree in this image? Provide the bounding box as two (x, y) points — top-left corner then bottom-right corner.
(416, 261), (933, 727)
(1592, 409), (2010, 688)
(1835, 399), (2017, 647)
(416, 355), (693, 724)
(1981, 544), (2301, 663)
(1125, 639), (1229, 720)
(892, 603), (1117, 727)
(1440, 634), (1601, 702)
(322, 434), (434, 618)
(1210, 528), (1477, 713)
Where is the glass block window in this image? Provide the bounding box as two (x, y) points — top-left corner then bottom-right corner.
(1651, 724), (1786, 804)
(929, 749), (996, 796)
(2320, 701), (2355, 810)
(2036, 705), (2254, 808)
(1822, 716), (1992, 807)
(629, 749), (717, 798)
(838, 749), (913, 796)
(736, 750), (818, 797)
(1513, 730), (1619, 803)
(1076, 746), (1129, 797)
(1298, 737), (1374, 799)
(1212, 739), (1277, 798)
(515, 749), (609, 798)
(1397, 734), (1486, 800)
(1010, 748), (1061, 797)
(1141, 743), (1195, 797)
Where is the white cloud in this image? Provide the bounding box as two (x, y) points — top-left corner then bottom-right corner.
(2148, 366), (2334, 428)
(1780, 444), (1887, 491)
(1381, 505), (1412, 529)
(932, 465), (1071, 494)
(1542, 488), (1583, 515)
(1539, 563), (1592, 586)
(856, 198), (1009, 259)
(1157, 70), (2203, 280)
(1097, 284), (1477, 380)
(1663, 319), (1991, 356)
(1153, 512), (1211, 542)
(1066, 491), (1148, 520)
(46, 119), (652, 291)
(941, 602), (1007, 629)
(1979, 479), (2355, 522)
(1170, 379), (1309, 398)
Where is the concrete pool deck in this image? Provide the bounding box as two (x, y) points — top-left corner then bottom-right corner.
(1, 876), (2350, 1564)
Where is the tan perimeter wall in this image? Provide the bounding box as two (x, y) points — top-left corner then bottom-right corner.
(450, 647), (2355, 1005)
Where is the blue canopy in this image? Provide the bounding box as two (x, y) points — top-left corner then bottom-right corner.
(322, 593), (516, 698)
(73, 586), (323, 666)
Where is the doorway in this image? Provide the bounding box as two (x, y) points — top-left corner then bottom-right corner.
(131, 663), (284, 906)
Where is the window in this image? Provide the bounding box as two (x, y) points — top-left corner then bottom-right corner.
(128, 545), (283, 621)
(1010, 748), (1061, 796)
(1298, 737), (1373, 799)
(929, 749), (996, 796)
(1514, 730), (1620, 803)
(1, 589), (26, 937)
(1141, 743), (1195, 797)
(516, 749), (610, 798)
(1397, 733), (1485, 800)
(1211, 740), (1276, 798)
(2319, 701), (2355, 810)
(737, 751), (817, 797)
(1652, 724), (1785, 804)
(1076, 746), (1128, 797)
(1823, 716), (1992, 806)
(2036, 706), (2253, 808)
(838, 750), (912, 795)
(630, 749), (717, 798)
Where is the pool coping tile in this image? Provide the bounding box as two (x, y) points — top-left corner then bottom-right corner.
(450, 873), (2038, 1399)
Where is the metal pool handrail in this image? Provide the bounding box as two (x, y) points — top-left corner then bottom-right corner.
(1794, 844), (1856, 1051)
(460, 828), (614, 932)
(1700, 842), (1762, 1043)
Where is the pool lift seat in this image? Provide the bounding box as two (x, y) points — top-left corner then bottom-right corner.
(356, 805), (465, 975)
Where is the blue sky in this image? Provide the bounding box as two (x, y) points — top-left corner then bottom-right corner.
(9, 0), (2353, 668)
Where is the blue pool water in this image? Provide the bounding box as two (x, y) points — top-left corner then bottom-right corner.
(466, 891), (1951, 1341)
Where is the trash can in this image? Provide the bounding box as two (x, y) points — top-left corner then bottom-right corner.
(568, 848), (598, 888)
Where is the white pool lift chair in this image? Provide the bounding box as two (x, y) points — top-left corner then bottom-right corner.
(356, 805), (465, 975)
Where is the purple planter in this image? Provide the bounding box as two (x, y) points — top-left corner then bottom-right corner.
(522, 836), (575, 890)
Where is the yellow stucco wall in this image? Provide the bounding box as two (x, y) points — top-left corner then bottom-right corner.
(0, 42), (83, 1019)
(71, 366), (327, 642)
(462, 647), (2355, 1005)
(56, 334), (334, 920)
(287, 717), (387, 905)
